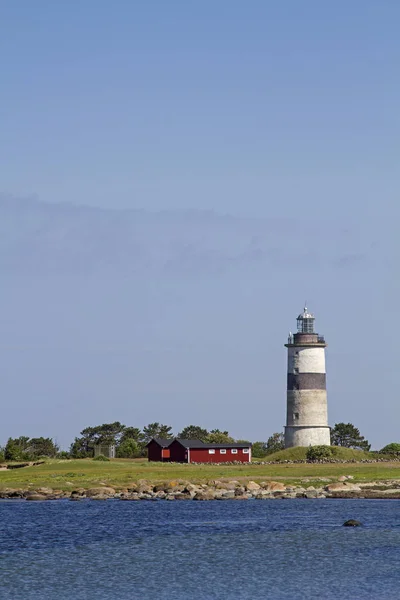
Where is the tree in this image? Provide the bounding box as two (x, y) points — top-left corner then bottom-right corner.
(265, 432), (285, 455)
(141, 423), (173, 444)
(206, 429), (235, 444)
(3, 436), (59, 460)
(116, 438), (141, 458)
(380, 443), (400, 454)
(119, 427), (141, 444)
(27, 437), (59, 458)
(178, 425), (209, 441)
(331, 423), (370, 451)
(89, 421), (126, 445)
(251, 441), (268, 458)
(70, 436), (93, 458)
(4, 436), (31, 461)
(70, 422), (127, 457)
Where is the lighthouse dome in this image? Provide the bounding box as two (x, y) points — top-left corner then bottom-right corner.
(296, 306), (315, 333)
(297, 306), (314, 320)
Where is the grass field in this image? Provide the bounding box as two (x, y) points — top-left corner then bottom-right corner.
(1, 456), (400, 491)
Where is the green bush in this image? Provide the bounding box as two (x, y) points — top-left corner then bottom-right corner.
(57, 451), (71, 460)
(380, 443), (400, 454)
(306, 445), (332, 461)
(93, 454), (110, 462)
(116, 438), (141, 458)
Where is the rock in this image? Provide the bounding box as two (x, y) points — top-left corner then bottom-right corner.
(262, 482), (287, 493)
(343, 519), (362, 527)
(193, 491), (216, 501)
(338, 476), (347, 482)
(0, 488), (24, 499)
(220, 490), (235, 499)
(302, 489), (320, 498)
(325, 482), (361, 492)
(154, 490), (166, 499)
(138, 485), (154, 495)
(35, 487), (53, 495)
(184, 483), (202, 496)
(255, 490), (273, 499)
(127, 484), (139, 493)
(25, 493), (47, 501)
(153, 484), (166, 493)
(138, 493), (153, 500)
(246, 481), (261, 491)
(359, 481), (379, 488)
(167, 480), (181, 489)
(137, 479), (149, 487)
(70, 490), (86, 499)
(215, 482), (236, 490)
(86, 487), (116, 498)
(120, 493), (140, 501)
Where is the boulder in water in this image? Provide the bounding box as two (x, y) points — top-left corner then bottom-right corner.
(343, 519), (362, 527)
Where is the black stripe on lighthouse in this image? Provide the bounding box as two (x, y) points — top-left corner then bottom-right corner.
(287, 373), (326, 390)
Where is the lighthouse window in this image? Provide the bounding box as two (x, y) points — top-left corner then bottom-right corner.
(294, 367), (299, 373)
(294, 412), (299, 420)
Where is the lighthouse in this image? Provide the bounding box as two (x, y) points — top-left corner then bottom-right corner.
(284, 307), (330, 448)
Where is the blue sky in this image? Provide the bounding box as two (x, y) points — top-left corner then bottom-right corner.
(2, 1), (399, 217)
(1, 2), (399, 448)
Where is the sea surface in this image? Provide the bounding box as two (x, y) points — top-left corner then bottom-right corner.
(1, 499), (400, 600)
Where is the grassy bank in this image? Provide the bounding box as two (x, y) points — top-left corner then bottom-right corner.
(1, 457), (400, 491)
(265, 446), (372, 461)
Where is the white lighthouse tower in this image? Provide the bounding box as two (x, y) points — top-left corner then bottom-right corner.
(284, 306), (330, 448)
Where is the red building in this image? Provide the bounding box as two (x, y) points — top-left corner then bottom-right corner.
(146, 438), (171, 462)
(148, 438), (251, 463)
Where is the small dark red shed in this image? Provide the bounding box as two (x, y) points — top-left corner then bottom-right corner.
(146, 438), (171, 462)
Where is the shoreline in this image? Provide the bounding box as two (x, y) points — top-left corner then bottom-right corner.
(2, 478), (400, 501)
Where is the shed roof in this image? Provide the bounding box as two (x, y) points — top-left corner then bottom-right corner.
(171, 438), (251, 449)
(146, 438), (172, 448)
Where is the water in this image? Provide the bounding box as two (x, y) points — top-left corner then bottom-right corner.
(1, 499), (400, 600)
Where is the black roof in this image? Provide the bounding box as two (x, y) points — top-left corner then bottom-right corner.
(148, 437), (252, 449)
(170, 438), (251, 449)
(146, 438), (172, 448)
(172, 438), (205, 448)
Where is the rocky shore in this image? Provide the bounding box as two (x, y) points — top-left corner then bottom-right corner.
(2, 476), (400, 501)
